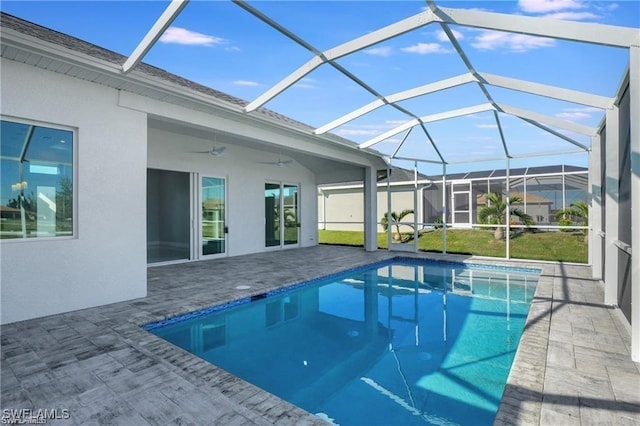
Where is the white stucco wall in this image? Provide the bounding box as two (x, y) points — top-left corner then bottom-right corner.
(147, 127), (318, 256)
(318, 187), (416, 232)
(1, 60), (147, 324)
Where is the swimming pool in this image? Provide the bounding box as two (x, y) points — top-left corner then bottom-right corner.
(146, 258), (539, 425)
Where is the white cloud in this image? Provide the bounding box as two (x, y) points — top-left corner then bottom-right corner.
(467, 136), (495, 141)
(568, 107), (601, 112)
(365, 46), (393, 57)
(335, 129), (379, 137)
(381, 137), (403, 144)
(518, 0), (585, 13)
(556, 106), (601, 120)
(225, 46), (241, 52)
(385, 119), (411, 126)
(334, 121), (405, 138)
(401, 43), (451, 54)
(160, 27), (224, 46)
(476, 123), (499, 129)
(232, 80), (260, 86)
(293, 77), (317, 89)
(595, 3), (619, 12)
(556, 111), (591, 120)
(435, 28), (464, 42)
(471, 30), (555, 52)
(542, 11), (598, 20)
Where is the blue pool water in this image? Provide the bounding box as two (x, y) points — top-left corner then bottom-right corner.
(146, 258), (539, 425)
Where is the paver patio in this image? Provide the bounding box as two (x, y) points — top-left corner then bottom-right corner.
(1, 246), (639, 425)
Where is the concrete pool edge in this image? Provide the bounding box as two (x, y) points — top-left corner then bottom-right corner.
(494, 263), (554, 425)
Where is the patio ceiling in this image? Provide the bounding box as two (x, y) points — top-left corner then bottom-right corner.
(148, 115), (380, 184)
(121, 0), (638, 171)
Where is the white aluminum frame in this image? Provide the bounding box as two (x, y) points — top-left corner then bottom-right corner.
(121, 0), (639, 360)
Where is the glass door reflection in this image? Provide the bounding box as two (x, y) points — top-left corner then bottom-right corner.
(202, 177), (225, 256)
(265, 182), (299, 248)
(265, 183), (281, 247)
(283, 184), (298, 245)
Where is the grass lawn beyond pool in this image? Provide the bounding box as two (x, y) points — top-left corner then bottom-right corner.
(318, 228), (587, 263)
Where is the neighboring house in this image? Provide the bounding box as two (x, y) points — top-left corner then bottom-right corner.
(319, 165), (587, 230)
(0, 205), (24, 220)
(318, 167), (434, 232)
(0, 13), (386, 324)
(476, 192), (552, 224)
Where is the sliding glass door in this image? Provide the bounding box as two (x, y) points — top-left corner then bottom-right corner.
(147, 169), (191, 264)
(265, 182), (299, 248)
(201, 176), (226, 256)
(265, 183), (281, 247)
(283, 184), (299, 246)
(147, 170), (227, 264)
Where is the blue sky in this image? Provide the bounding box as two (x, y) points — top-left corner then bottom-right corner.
(2, 0), (639, 174)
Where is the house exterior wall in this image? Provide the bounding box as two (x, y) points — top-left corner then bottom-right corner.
(519, 203), (550, 224)
(318, 186), (417, 232)
(0, 57), (353, 324)
(320, 174), (585, 233)
(1, 59), (148, 324)
(319, 188), (364, 232)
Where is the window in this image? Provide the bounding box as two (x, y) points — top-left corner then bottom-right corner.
(1, 119), (74, 239)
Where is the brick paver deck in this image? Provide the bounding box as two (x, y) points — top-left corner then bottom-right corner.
(2, 246), (639, 425)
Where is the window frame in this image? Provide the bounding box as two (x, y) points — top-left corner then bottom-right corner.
(0, 115), (78, 242)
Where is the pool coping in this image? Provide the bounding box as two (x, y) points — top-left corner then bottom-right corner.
(494, 261), (554, 424)
(142, 255), (541, 331)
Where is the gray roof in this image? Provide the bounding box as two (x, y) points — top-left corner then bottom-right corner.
(446, 164), (587, 181)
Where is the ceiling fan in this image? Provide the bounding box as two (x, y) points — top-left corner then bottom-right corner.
(191, 135), (226, 157)
(259, 157), (293, 167)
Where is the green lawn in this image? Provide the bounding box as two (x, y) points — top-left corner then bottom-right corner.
(318, 228), (588, 263)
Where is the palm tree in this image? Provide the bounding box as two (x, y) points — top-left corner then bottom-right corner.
(478, 192), (534, 240)
(381, 209), (414, 241)
(555, 201), (588, 225)
(555, 201), (589, 241)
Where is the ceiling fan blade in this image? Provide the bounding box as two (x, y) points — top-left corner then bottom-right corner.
(213, 146), (226, 155)
(258, 157), (293, 166)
